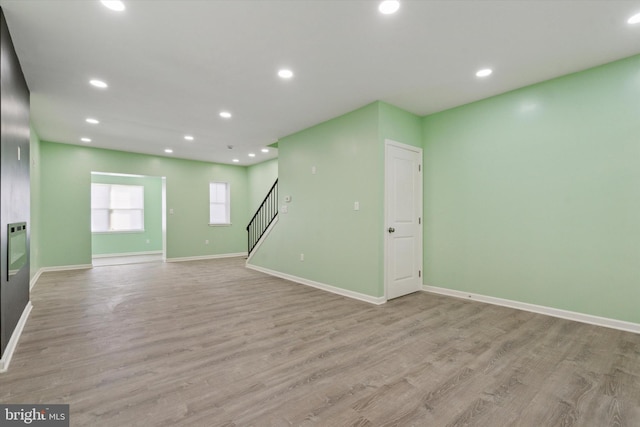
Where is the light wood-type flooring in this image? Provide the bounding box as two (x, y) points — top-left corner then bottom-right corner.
(1, 257), (639, 426)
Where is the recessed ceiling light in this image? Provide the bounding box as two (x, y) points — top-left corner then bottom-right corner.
(278, 69), (294, 79)
(628, 12), (640, 24)
(476, 68), (493, 78)
(261, 148), (269, 153)
(248, 153), (256, 158)
(89, 79), (108, 89)
(379, 1), (400, 15)
(232, 159), (239, 163)
(184, 135), (194, 141)
(81, 137), (92, 143)
(86, 118), (99, 124)
(164, 149), (173, 154)
(219, 111), (232, 119)
(101, 0), (126, 12)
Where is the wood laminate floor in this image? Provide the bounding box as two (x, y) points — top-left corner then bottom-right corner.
(1, 257), (639, 426)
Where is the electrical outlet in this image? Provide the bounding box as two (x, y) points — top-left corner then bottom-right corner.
(205, 240), (209, 244)
(300, 253), (304, 261)
(146, 239), (150, 244)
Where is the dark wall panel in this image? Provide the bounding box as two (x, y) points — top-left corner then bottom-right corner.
(1, 7), (31, 357)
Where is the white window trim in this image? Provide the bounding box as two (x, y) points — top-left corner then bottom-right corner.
(91, 229), (146, 235)
(209, 181), (231, 225)
(91, 183), (145, 233)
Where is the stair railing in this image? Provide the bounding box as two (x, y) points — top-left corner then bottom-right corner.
(246, 179), (278, 255)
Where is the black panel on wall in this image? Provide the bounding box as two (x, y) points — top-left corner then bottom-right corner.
(0, 7), (31, 358)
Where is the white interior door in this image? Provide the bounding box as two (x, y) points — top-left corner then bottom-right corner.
(385, 140), (423, 300)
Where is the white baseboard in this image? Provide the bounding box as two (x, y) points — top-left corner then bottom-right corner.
(30, 269), (44, 291)
(166, 252), (248, 263)
(423, 285), (640, 335)
(40, 264), (93, 272)
(246, 216), (279, 263)
(247, 264), (386, 305)
(92, 250), (163, 258)
(0, 302), (33, 373)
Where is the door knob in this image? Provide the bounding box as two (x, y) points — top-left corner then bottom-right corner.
(388, 227), (395, 233)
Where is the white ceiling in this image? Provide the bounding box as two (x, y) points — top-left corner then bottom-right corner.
(1, 0), (639, 165)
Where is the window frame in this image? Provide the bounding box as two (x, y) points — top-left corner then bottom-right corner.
(91, 183), (145, 233)
(209, 181), (231, 226)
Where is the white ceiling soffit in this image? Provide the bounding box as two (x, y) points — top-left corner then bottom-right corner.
(0, 1), (638, 165)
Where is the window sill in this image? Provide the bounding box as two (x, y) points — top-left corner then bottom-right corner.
(208, 223), (232, 227)
(92, 230), (146, 234)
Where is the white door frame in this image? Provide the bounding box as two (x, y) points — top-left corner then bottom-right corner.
(384, 139), (423, 300)
(90, 172), (167, 262)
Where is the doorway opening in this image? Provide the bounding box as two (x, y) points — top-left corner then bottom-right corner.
(90, 172), (167, 267)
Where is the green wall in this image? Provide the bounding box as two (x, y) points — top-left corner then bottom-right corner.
(423, 54), (640, 324)
(249, 103), (383, 296)
(247, 158), (278, 213)
(249, 101), (421, 298)
(250, 56), (638, 324)
(90, 173), (163, 256)
(379, 101), (422, 149)
(29, 125), (41, 281)
(37, 142), (249, 267)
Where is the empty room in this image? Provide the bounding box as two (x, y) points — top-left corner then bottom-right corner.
(1, 1), (639, 426)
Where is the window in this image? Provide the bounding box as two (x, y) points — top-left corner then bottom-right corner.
(209, 182), (230, 225)
(91, 184), (144, 232)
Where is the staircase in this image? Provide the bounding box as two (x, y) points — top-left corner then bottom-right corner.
(246, 179), (278, 255)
